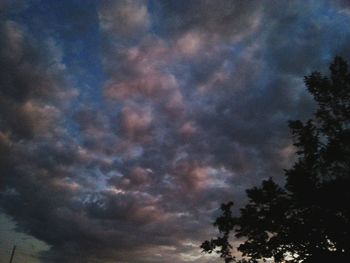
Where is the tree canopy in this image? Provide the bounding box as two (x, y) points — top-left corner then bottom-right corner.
(201, 56), (350, 263)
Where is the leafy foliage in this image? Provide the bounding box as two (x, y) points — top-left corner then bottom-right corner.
(201, 57), (350, 262)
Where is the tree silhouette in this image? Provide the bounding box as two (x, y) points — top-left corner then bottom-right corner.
(201, 57), (350, 263)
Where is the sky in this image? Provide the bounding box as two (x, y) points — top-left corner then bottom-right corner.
(1, 0), (350, 262)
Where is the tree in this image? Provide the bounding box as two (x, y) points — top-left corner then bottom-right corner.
(201, 57), (350, 263)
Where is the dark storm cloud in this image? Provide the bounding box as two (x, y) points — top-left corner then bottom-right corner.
(153, 0), (262, 41)
(0, 20), (68, 138)
(1, 1), (350, 263)
(0, 14), (83, 261)
(99, 0), (150, 40)
(0, 0), (29, 14)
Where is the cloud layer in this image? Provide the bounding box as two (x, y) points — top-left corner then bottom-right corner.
(1, 1), (350, 262)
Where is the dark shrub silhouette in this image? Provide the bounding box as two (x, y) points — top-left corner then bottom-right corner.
(201, 57), (350, 263)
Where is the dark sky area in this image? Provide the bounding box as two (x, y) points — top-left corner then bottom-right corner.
(1, 1), (350, 262)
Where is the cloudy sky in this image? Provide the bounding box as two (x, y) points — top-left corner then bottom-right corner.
(1, 0), (350, 262)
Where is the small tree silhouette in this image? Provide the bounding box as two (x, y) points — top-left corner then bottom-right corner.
(201, 57), (350, 263)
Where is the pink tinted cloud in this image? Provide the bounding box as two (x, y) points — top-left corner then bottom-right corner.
(104, 42), (179, 101)
(175, 31), (204, 56)
(114, 166), (152, 190)
(129, 166), (151, 185)
(178, 121), (197, 138)
(98, 0), (150, 38)
(120, 104), (153, 142)
(174, 161), (211, 192)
